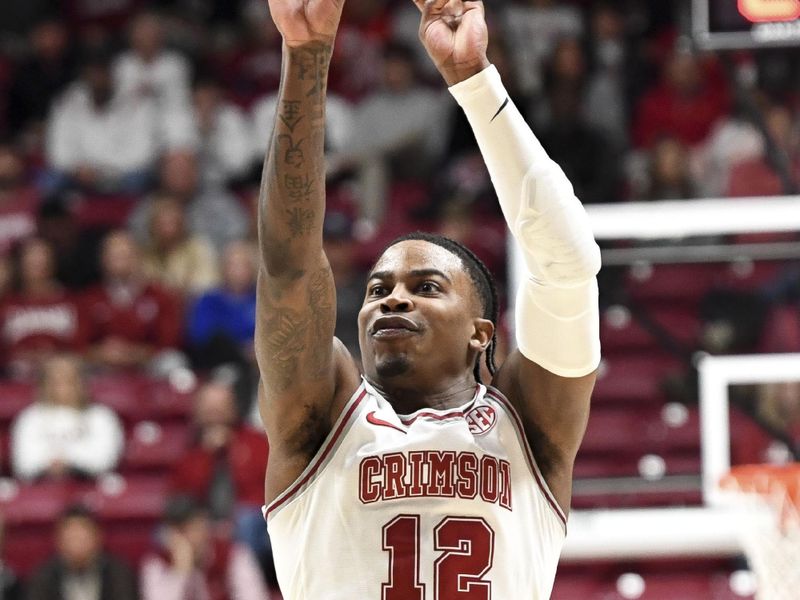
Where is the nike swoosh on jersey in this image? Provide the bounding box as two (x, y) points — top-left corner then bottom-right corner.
(366, 411), (407, 434)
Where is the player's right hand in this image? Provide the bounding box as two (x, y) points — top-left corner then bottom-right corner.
(267, 0), (345, 47)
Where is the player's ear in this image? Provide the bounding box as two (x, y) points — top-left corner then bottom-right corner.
(469, 318), (494, 353)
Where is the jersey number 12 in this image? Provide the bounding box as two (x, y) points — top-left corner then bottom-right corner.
(382, 515), (494, 599)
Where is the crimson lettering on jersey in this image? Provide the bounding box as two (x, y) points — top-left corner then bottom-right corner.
(358, 451), (512, 511)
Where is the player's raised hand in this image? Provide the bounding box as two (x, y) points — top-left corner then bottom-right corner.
(267, 0), (345, 47)
(413, 0), (490, 86)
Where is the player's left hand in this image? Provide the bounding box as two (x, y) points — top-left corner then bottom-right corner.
(412, 0), (489, 86)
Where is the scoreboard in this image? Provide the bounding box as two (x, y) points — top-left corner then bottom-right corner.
(693, 0), (800, 48)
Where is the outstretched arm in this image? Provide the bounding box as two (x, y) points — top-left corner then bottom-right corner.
(413, 0), (600, 515)
(256, 0), (359, 504)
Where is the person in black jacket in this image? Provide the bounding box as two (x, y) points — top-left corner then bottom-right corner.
(25, 505), (137, 600)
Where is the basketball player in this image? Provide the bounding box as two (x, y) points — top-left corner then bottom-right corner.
(257, 1), (600, 598)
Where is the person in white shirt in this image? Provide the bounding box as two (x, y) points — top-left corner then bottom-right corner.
(45, 48), (159, 194)
(11, 353), (124, 480)
(191, 75), (253, 187)
(113, 11), (192, 110)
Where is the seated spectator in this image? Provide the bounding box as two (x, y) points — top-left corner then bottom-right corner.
(7, 16), (76, 138)
(170, 383), (270, 576)
(218, 7), (282, 105)
(0, 139), (39, 256)
(141, 496), (270, 600)
(191, 75), (252, 187)
(537, 81), (622, 205)
(348, 41), (447, 223)
(84, 230), (184, 374)
(0, 515), (21, 600)
(584, 2), (634, 147)
(26, 504), (137, 600)
(323, 213), (365, 358)
(113, 11), (191, 109)
(187, 240), (256, 368)
(502, 0), (584, 95)
(0, 237), (85, 379)
(726, 104), (800, 198)
(129, 150), (248, 253)
(640, 136), (697, 201)
(44, 46), (159, 195)
(141, 195), (220, 296)
(10, 354), (124, 480)
(695, 107), (765, 198)
(633, 49), (729, 149)
(37, 198), (102, 290)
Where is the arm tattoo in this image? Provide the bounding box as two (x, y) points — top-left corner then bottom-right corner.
(256, 41), (339, 396)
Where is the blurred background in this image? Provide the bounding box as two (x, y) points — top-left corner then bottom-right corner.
(0, 0), (799, 598)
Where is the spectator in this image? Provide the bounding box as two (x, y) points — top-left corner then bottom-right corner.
(0, 515), (21, 600)
(191, 75), (252, 187)
(726, 104), (800, 198)
(0, 140), (39, 256)
(37, 198), (102, 290)
(502, 0), (584, 95)
(170, 383), (270, 576)
(327, 0), (389, 101)
(0, 237), (85, 379)
(141, 496), (270, 600)
(26, 504), (137, 600)
(84, 230), (184, 374)
(537, 73), (622, 205)
(45, 46), (159, 194)
(640, 136), (697, 201)
(10, 354), (124, 480)
(187, 240), (256, 369)
(129, 150), (248, 253)
(113, 11), (191, 109)
(219, 5), (282, 103)
(633, 49), (729, 148)
(349, 41), (447, 223)
(584, 2), (633, 146)
(141, 195), (220, 296)
(697, 105), (765, 198)
(7, 17), (76, 138)
(323, 213), (365, 358)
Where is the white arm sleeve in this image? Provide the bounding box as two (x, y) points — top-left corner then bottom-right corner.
(450, 66), (601, 377)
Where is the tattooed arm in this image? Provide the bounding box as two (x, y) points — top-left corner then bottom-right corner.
(257, 0), (360, 505)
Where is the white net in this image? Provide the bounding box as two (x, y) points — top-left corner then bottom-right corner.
(725, 471), (800, 600)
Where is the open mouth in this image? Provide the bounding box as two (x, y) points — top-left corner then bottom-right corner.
(371, 316), (420, 338)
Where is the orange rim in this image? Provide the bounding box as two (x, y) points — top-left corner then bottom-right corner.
(720, 464), (800, 507)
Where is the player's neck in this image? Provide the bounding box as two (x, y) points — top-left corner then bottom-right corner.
(367, 372), (478, 415)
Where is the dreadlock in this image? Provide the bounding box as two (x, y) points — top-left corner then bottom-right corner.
(383, 232), (499, 384)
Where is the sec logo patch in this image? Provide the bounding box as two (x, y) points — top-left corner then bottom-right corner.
(465, 405), (497, 435)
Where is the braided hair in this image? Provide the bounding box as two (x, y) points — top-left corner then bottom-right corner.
(383, 232), (499, 384)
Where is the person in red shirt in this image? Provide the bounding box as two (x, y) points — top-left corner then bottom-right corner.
(170, 382), (272, 581)
(633, 49), (729, 149)
(0, 237), (85, 379)
(83, 230), (184, 373)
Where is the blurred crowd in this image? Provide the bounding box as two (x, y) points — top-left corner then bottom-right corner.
(0, 0), (799, 598)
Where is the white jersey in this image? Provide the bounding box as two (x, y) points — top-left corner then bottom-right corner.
(265, 378), (567, 599)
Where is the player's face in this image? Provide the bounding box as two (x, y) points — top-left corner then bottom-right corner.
(358, 241), (483, 382)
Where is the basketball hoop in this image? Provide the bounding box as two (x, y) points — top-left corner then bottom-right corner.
(720, 464), (800, 600)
